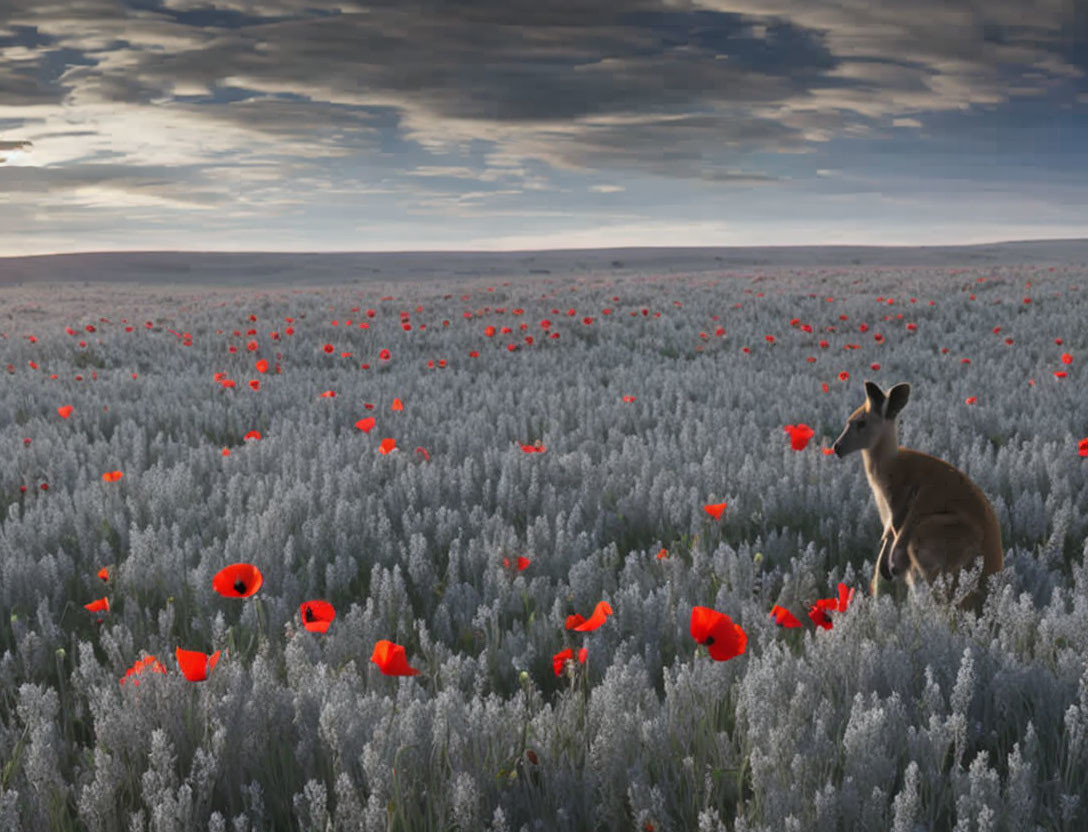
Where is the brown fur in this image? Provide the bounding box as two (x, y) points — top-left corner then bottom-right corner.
(834, 382), (1004, 609)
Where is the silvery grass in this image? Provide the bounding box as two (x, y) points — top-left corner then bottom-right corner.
(0, 264), (1085, 830)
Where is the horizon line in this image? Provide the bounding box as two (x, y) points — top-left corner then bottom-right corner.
(4, 236), (1088, 260)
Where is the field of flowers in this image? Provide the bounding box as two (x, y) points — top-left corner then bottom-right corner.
(1, 262), (1087, 831)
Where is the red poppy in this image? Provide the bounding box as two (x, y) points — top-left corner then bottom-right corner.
(221, 448), (231, 457)
(176, 648), (221, 682)
(370, 639), (419, 676)
(212, 563), (263, 598)
(765, 335), (775, 344)
(120, 654), (166, 686)
(502, 556), (531, 571)
(320, 390), (337, 398)
(1079, 438), (1088, 457)
(622, 395), (637, 403)
(836, 582), (855, 612)
(256, 359), (269, 373)
(565, 613), (586, 629)
(769, 605), (801, 628)
(101, 471), (124, 483)
(249, 380), (260, 391)
(244, 430), (262, 441)
(784, 424), (815, 451)
(391, 398), (404, 411)
(469, 350), (479, 358)
(689, 606), (746, 661)
(300, 600), (336, 633)
(1055, 371), (1068, 379)
(808, 598), (837, 629)
(355, 417), (376, 433)
(965, 396), (977, 405)
(323, 343), (334, 354)
(58, 405), (74, 419)
(838, 371), (850, 382)
(97, 566), (110, 582)
(247, 340), (258, 352)
(378, 438), (396, 455)
(821, 447), (835, 456)
(520, 442), (547, 454)
(572, 601), (613, 632)
(84, 597), (109, 614)
(656, 548), (668, 560)
(704, 502), (727, 520)
(552, 647), (588, 676)
(379, 348), (391, 361)
(414, 446), (430, 461)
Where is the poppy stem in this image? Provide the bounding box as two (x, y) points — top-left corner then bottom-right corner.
(253, 597), (266, 653)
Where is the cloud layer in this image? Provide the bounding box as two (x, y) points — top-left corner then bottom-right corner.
(1, 0), (1085, 252)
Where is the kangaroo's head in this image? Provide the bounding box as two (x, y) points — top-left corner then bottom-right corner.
(832, 381), (910, 458)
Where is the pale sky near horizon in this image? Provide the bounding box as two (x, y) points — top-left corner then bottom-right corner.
(1, 1), (1086, 255)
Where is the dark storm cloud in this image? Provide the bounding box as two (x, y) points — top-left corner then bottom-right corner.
(0, 0), (1084, 250)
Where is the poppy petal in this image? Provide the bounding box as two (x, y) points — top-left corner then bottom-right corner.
(300, 600), (336, 633)
(836, 582), (856, 613)
(370, 639), (419, 676)
(769, 604), (801, 628)
(176, 647), (220, 682)
(704, 502), (727, 520)
(119, 654), (166, 686)
(212, 563), (263, 598)
(573, 601), (613, 632)
(784, 424), (815, 451)
(689, 606), (746, 661)
(552, 648), (574, 676)
(808, 598), (838, 630)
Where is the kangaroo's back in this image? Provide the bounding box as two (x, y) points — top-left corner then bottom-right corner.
(894, 448), (1003, 576)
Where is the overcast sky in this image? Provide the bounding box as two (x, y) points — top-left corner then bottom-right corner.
(1, 1), (1086, 254)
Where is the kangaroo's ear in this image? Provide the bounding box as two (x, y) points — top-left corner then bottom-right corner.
(864, 381), (886, 413)
(885, 383), (911, 420)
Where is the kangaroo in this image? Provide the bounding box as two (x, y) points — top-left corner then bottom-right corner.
(832, 381), (1003, 608)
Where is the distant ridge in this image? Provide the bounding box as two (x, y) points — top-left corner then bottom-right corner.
(2, 239), (1086, 286)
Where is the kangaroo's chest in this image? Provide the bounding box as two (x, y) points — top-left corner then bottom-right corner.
(865, 468), (894, 529)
